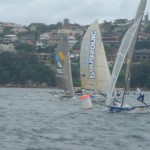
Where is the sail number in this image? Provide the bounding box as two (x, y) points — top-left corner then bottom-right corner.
(56, 69), (63, 74)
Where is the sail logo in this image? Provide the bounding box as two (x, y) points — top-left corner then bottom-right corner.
(55, 52), (65, 74)
(89, 30), (96, 79)
(83, 41), (88, 66)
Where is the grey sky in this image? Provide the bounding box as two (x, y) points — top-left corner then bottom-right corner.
(0, 0), (149, 26)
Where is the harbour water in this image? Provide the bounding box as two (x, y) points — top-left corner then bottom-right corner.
(0, 88), (150, 150)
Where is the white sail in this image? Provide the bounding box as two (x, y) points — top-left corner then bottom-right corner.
(80, 20), (110, 94)
(134, 0), (147, 21)
(125, 0), (147, 92)
(106, 16), (142, 105)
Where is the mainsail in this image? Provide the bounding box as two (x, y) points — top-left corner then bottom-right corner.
(106, 16), (142, 105)
(80, 20), (110, 94)
(55, 36), (74, 97)
(125, 0), (147, 93)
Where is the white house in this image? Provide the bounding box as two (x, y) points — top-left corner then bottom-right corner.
(4, 35), (18, 43)
(40, 33), (50, 40)
(0, 44), (16, 53)
(36, 40), (46, 49)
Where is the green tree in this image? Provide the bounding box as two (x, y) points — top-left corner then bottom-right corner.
(144, 24), (150, 33)
(135, 41), (150, 49)
(2, 26), (13, 37)
(131, 63), (150, 88)
(146, 76), (150, 88)
(71, 61), (81, 87)
(15, 43), (36, 52)
(0, 52), (55, 86)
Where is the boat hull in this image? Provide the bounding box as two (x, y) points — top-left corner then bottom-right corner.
(108, 106), (135, 112)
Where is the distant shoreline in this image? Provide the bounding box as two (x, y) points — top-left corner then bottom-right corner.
(0, 83), (51, 88)
(0, 85), (149, 91)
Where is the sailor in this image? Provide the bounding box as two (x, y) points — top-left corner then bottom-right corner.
(137, 91), (144, 102)
(137, 91), (147, 106)
(111, 91), (121, 105)
(116, 90), (121, 97)
(111, 91), (119, 103)
(75, 88), (83, 93)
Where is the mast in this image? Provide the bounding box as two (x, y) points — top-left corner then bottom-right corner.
(122, 0), (147, 105)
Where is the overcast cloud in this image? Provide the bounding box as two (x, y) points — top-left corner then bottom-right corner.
(0, 0), (149, 26)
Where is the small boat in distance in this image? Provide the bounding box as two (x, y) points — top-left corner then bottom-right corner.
(55, 36), (74, 98)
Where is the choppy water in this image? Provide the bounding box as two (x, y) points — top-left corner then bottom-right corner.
(0, 88), (150, 150)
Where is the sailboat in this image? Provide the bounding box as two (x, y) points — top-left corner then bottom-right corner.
(55, 35), (74, 97)
(106, 0), (148, 112)
(80, 20), (110, 100)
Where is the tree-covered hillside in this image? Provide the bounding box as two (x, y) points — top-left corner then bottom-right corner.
(0, 52), (55, 87)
